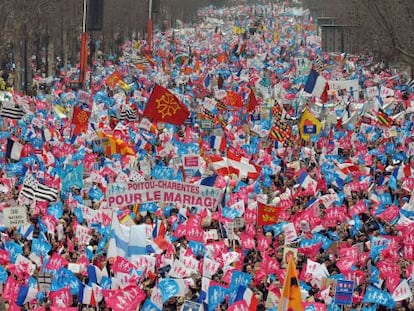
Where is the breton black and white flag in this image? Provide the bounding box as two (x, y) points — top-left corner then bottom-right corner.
(0, 100), (26, 120)
(20, 173), (59, 202)
(118, 106), (137, 122)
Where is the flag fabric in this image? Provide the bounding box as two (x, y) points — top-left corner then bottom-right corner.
(377, 110), (393, 127)
(103, 285), (146, 311)
(16, 284), (38, 306)
(209, 150), (261, 180)
(105, 71), (123, 89)
(269, 122), (293, 144)
(297, 171), (317, 193)
(363, 285), (395, 308)
(0, 101), (26, 120)
(6, 138), (23, 161)
(49, 287), (72, 307)
(225, 91), (244, 108)
(87, 265), (102, 285)
(278, 256), (303, 311)
(257, 202), (280, 226)
(143, 84), (189, 125)
(304, 69), (329, 102)
(406, 79), (414, 90)
(119, 105), (137, 122)
(20, 173), (59, 202)
(313, 55), (324, 72)
(158, 278), (188, 303)
(72, 105), (91, 136)
(299, 109), (322, 141)
(209, 135), (227, 152)
(97, 132), (135, 156)
(79, 284), (96, 306)
(248, 89), (259, 112)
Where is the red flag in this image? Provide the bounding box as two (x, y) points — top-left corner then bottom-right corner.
(257, 202), (280, 226)
(248, 89), (258, 112)
(142, 84), (189, 125)
(224, 91), (243, 108)
(105, 71), (123, 89)
(71, 105), (91, 136)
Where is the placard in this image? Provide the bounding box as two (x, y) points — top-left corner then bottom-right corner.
(334, 279), (354, 305)
(2, 206), (28, 227)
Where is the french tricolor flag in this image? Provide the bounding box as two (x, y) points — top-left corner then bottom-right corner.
(6, 138), (23, 161)
(297, 171), (317, 192)
(209, 135), (227, 152)
(304, 69), (329, 103)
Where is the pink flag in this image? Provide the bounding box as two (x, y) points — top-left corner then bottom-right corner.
(229, 300), (249, 311)
(103, 285), (146, 311)
(3, 276), (18, 301)
(385, 273), (401, 294)
(112, 256), (137, 274)
(45, 252), (69, 270)
(0, 248), (9, 265)
(49, 287), (72, 307)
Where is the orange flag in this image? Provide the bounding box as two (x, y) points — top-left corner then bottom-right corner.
(105, 71), (122, 89)
(225, 91), (243, 108)
(278, 256), (304, 311)
(142, 84), (189, 125)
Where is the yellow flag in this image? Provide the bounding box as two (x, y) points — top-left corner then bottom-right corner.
(278, 256), (304, 311)
(117, 79), (131, 93)
(298, 108), (322, 141)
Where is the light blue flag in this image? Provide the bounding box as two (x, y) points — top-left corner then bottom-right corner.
(47, 202), (63, 220)
(60, 164), (84, 193)
(158, 279), (181, 303)
(0, 265), (8, 283)
(363, 286), (395, 309)
(230, 271), (252, 289)
(141, 299), (162, 311)
(208, 285), (228, 311)
(5, 241), (22, 263)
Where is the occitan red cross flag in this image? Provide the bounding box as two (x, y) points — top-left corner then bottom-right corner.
(72, 105), (91, 136)
(142, 84), (189, 125)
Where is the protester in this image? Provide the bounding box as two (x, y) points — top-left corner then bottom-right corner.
(1, 1), (414, 311)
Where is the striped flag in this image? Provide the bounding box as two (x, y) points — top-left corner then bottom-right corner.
(20, 173), (59, 202)
(406, 78), (414, 90)
(119, 106), (137, 122)
(377, 110), (393, 127)
(313, 55), (324, 72)
(0, 101), (26, 120)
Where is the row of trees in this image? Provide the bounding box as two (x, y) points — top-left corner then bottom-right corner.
(0, 0), (228, 92)
(302, 0), (414, 74)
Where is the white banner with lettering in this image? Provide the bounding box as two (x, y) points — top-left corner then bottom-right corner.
(107, 180), (223, 209)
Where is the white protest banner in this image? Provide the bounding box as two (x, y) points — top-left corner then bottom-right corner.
(107, 180), (223, 209)
(2, 206), (28, 227)
(181, 300), (203, 311)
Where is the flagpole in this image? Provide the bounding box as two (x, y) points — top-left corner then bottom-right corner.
(79, 0), (88, 90)
(147, 0), (153, 54)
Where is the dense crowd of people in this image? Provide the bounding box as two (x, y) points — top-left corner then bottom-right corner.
(1, 1), (414, 311)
